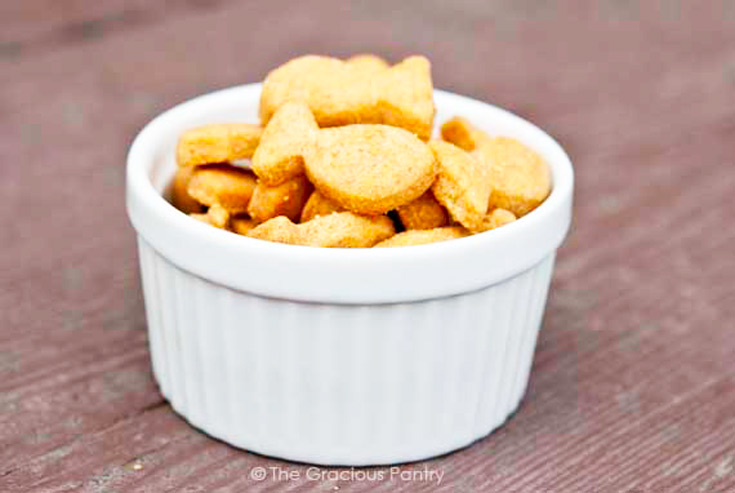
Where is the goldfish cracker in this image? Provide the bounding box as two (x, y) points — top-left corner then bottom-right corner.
(247, 174), (313, 223)
(372, 56), (435, 140)
(440, 116), (490, 151)
(300, 190), (344, 223)
(230, 215), (258, 235)
(442, 118), (552, 217)
(374, 226), (468, 247)
(479, 208), (516, 232)
(306, 124), (436, 215)
(189, 203), (230, 229)
(177, 124), (262, 167)
(396, 190), (448, 230)
(299, 212), (395, 247)
(171, 166), (204, 214)
(187, 165), (257, 214)
(248, 212), (394, 248)
(429, 140), (491, 232)
(251, 102), (319, 185)
(206, 203), (230, 228)
(173, 55), (553, 248)
(260, 55), (434, 140)
(246, 216), (301, 244)
(476, 137), (551, 217)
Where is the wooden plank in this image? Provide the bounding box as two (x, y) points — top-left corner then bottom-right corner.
(2, 330), (733, 491)
(0, 0), (237, 56)
(1, 0), (734, 491)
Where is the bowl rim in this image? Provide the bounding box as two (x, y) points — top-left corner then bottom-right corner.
(127, 84), (574, 304)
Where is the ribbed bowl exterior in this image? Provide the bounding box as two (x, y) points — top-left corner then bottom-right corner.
(137, 237), (555, 466)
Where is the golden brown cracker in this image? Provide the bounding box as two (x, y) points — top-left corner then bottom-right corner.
(171, 166), (204, 214)
(247, 216), (301, 244)
(306, 124), (436, 215)
(260, 55), (434, 140)
(300, 212), (395, 247)
(300, 190), (344, 223)
(230, 215), (258, 235)
(189, 203), (230, 229)
(479, 208), (516, 232)
(442, 118), (551, 216)
(205, 203), (230, 229)
(373, 56), (435, 140)
(187, 165), (257, 214)
(248, 212), (394, 247)
(440, 116), (491, 151)
(251, 102), (319, 185)
(396, 190), (448, 230)
(247, 174), (313, 223)
(177, 123), (262, 167)
(476, 137), (551, 217)
(429, 140), (491, 232)
(374, 226), (468, 247)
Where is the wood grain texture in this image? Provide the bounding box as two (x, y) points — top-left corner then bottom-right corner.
(1, 1), (734, 491)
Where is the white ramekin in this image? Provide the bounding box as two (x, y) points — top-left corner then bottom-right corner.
(126, 84), (573, 466)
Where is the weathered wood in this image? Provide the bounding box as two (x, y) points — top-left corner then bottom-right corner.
(1, 0), (734, 491)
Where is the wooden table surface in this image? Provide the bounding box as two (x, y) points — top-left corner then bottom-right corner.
(2, 1), (734, 491)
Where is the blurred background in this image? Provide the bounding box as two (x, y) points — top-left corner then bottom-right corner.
(2, 1), (734, 491)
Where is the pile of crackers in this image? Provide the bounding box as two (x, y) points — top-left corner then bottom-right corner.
(171, 55), (551, 248)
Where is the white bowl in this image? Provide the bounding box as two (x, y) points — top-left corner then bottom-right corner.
(126, 84), (574, 466)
